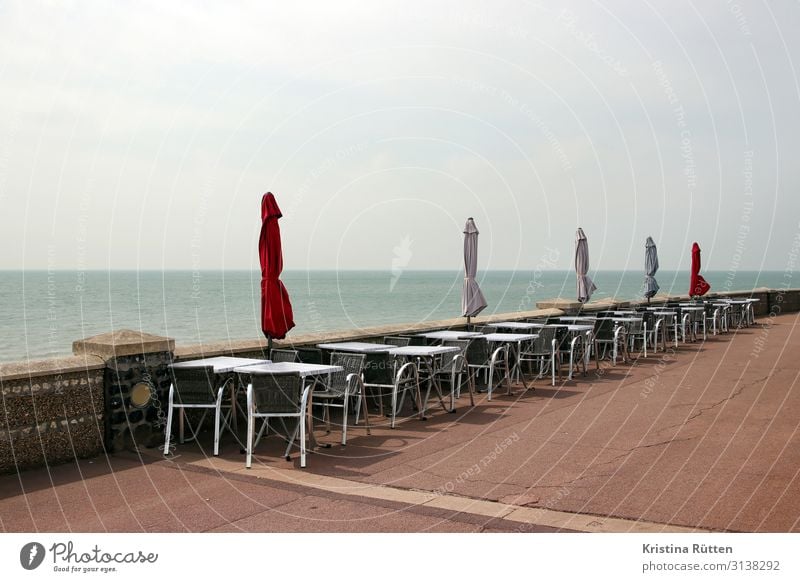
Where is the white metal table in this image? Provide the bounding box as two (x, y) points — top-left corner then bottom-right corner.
(233, 362), (348, 454)
(172, 356), (271, 373)
(479, 332), (538, 390)
(416, 330), (485, 340)
(388, 345), (461, 416)
(317, 341), (394, 353)
(484, 321), (542, 331)
(170, 356), (272, 435)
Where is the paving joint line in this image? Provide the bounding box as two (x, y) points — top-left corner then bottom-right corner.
(185, 456), (704, 533)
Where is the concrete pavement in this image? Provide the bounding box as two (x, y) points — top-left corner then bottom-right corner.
(2, 311), (798, 532)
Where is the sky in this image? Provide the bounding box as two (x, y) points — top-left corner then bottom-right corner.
(1, 0), (798, 274)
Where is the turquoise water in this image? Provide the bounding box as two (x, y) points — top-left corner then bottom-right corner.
(0, 269), (782, 362)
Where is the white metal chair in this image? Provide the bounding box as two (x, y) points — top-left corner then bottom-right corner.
(591, 318), (628, 365)
(518, 326), (558, 385)
(465, 337), (510, 400)
(312, 352), (369, 445)
(164, 366), (232, 457)
(244, 372), (311, 468)
(361, 352), (420, 428)
(433, 339), (475, 411)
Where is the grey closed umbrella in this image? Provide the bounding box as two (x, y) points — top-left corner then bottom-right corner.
(644, 236), (660, 301)
(462, 217), (487, 322)
(575, 227), (597, 303)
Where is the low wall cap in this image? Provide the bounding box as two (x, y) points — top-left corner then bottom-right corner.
(72, 329), (175, 360)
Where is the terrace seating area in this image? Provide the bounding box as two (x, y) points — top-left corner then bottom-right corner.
(162, 296), (762, 469)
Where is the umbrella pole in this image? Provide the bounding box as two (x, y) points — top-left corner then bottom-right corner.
(466, 316), (471, 331)
(267, 335), (273, 356)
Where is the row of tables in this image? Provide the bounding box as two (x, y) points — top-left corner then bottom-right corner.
(168, 297), (758, 460)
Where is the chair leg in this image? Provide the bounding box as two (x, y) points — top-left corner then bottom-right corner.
(213, 404), (222, 456)
(300, 411), (307, 468)
(245, 412), (254, 469)
(450, 369), (458, 412)
(360, 385), (371, 435)
(342, 393), (349, 446)
(163, 403), (174, 456)
(391, 385), (399, 429)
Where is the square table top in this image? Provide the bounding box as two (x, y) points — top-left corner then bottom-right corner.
(233, 362), (342, 377)
(416, 330), (484, 340)
(484, 321), (542, 330)
(565, 324), (594, 332)
(480, 332), (539, 342)
(559, 316), (598, 321)
(317, 341), (394, 353)
(171, 356), (271, 373)
(388, 345), (461, 357)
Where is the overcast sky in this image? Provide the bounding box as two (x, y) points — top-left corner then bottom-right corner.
(1, 0), (798, 273)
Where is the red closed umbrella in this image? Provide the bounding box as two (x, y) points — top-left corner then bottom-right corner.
(689, 242), (710, 297)
(259, 192), (295, 343)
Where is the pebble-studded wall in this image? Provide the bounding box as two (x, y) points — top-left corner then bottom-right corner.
(0, 360), (105, 473)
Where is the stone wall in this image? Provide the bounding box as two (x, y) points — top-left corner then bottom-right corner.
(0, 356), (105, 473)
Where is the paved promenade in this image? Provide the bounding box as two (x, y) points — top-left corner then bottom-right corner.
(2, 311), (798, 532)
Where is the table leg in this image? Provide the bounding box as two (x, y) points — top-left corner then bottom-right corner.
(510, 342), (529, 392)
(419, 357), (448, 417)
(415, 357), (426, 420)
(305, 378), (319, 450)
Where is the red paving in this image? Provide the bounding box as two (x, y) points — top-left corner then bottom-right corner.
(1, 312), (799, 532)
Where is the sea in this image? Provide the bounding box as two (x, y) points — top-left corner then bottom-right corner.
(0, 269), (784, 363)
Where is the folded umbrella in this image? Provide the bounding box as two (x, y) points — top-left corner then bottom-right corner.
(462, 217), (487, 323)
(575, 227), (597, 303)
(644, 236), (660, 301)
(259, 192), (295, 345)
(689, 242), (710, 297)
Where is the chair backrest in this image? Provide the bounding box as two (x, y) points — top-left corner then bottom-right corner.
(296, 347), (323, 365)
(592, 318), (617, 340)
(626, 318), (643, 334)
(363, 353), (397, 385)
(639, 311), (655, 328)
(531, 326), (557, 352)
(655, 311), (677, 326)
(439, 339), (471, 370)
(270, 348), (300, 363)
(172, 366), (217, 405)
(383, 336), (411, 347)
(250, 372), (303, 414)
(328, 352), (367, 396)
(465, 337), (490, 365)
